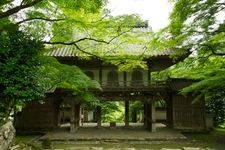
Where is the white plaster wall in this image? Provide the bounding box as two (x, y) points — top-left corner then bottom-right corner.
(118, 71), (124, 86)
(126, 71), (132, 86)
(88, 111), (94, 121)
(155, 110), (166, 120)
(82, 69), (149, 86)
(102, 70), (107, 84)
(143, 70), (148, 86)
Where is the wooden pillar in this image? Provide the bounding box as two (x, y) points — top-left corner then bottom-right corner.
(99, 67), (102, 84)
(131, 109), (137, 123)
(96, 106), (102, 128)
(80, 107), (84, 126)
(123, 71), (127, 87)
(125, 100), (129, 127)
(55, 98), (61, 127)
(148, 67), (151, 85)
(151, 100), (156, 132)
(143, 102), (147, 128)
(144, 99), (156, 132)
(76, 103), (81, 127)
(62, 107), (65, 124)
(166, 92), (173, 128)
(70, 101), (75, 132)
(70, 101), (80, 132)
(145, 101), (152, 131)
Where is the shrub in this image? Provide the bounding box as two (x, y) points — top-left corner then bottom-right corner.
(206, 92), (225, 126)
(41, 138), (52, 149)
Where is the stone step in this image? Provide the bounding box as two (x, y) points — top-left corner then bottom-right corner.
(52, 147), (213, 150)
(39, 137), (187, 142)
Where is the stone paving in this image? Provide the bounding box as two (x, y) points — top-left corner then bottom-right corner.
(52, 147), (214, 150)
(36, 123), (216, 150)
(39, 123), (187, 143)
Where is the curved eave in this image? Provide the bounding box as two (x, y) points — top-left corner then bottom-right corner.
(45, 48), (189, 70)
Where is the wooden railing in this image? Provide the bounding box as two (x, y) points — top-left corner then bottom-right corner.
(98, 80), (166, 89)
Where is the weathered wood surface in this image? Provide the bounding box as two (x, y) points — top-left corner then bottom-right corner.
(70, 101), (81, 132)
(15, 96), (60, 130)
(172, 94), (205, 130)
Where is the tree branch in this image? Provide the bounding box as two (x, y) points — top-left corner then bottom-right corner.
(211, 50), (225, 56)
(44, 41), (101, 59)
(73, 43), (101, 59)
(188, 29), (225, 35)
(216, 2), (225, 6)
(0, 0), (43, 19)
(16, 17), (65, 25)
(43, 38), (109, 45)
(21, 0), (26, 5)
(200, 43), (225, 56)
(91, 14), (108, 23)
(43, 27), (135, 60)
(108, 27), (134, 43)
(44, 27), (134, 45)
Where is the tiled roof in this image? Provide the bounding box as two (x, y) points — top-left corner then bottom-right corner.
(45, 27), (174, 58)
(45, 46), (173, 58)
(46, 46), (76, 57)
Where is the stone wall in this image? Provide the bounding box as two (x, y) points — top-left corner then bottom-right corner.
(0, 121), (15, 150)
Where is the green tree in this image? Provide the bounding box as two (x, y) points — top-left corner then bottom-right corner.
(149, 0), (225, 94)
(150, 0), (225, 56)
(206, 92), (225, 126)
(0, 27), (44, 122)
(0, 0), (147, 56)
(0, 27), (101, 123)
(0, 0), (106, 123)
(1, 1), (149, 69)
(167, 56), (225, 125)
(149, 0), (225, 125)
(101, 101), (125, 123)
(0, 0), (148, 124)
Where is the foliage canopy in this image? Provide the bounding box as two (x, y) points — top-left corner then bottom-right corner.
(150, 0), (225, 125)
(0, 27), (44, 121)
(0, 0), (151, 123)
(0, 0), (107, 122)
